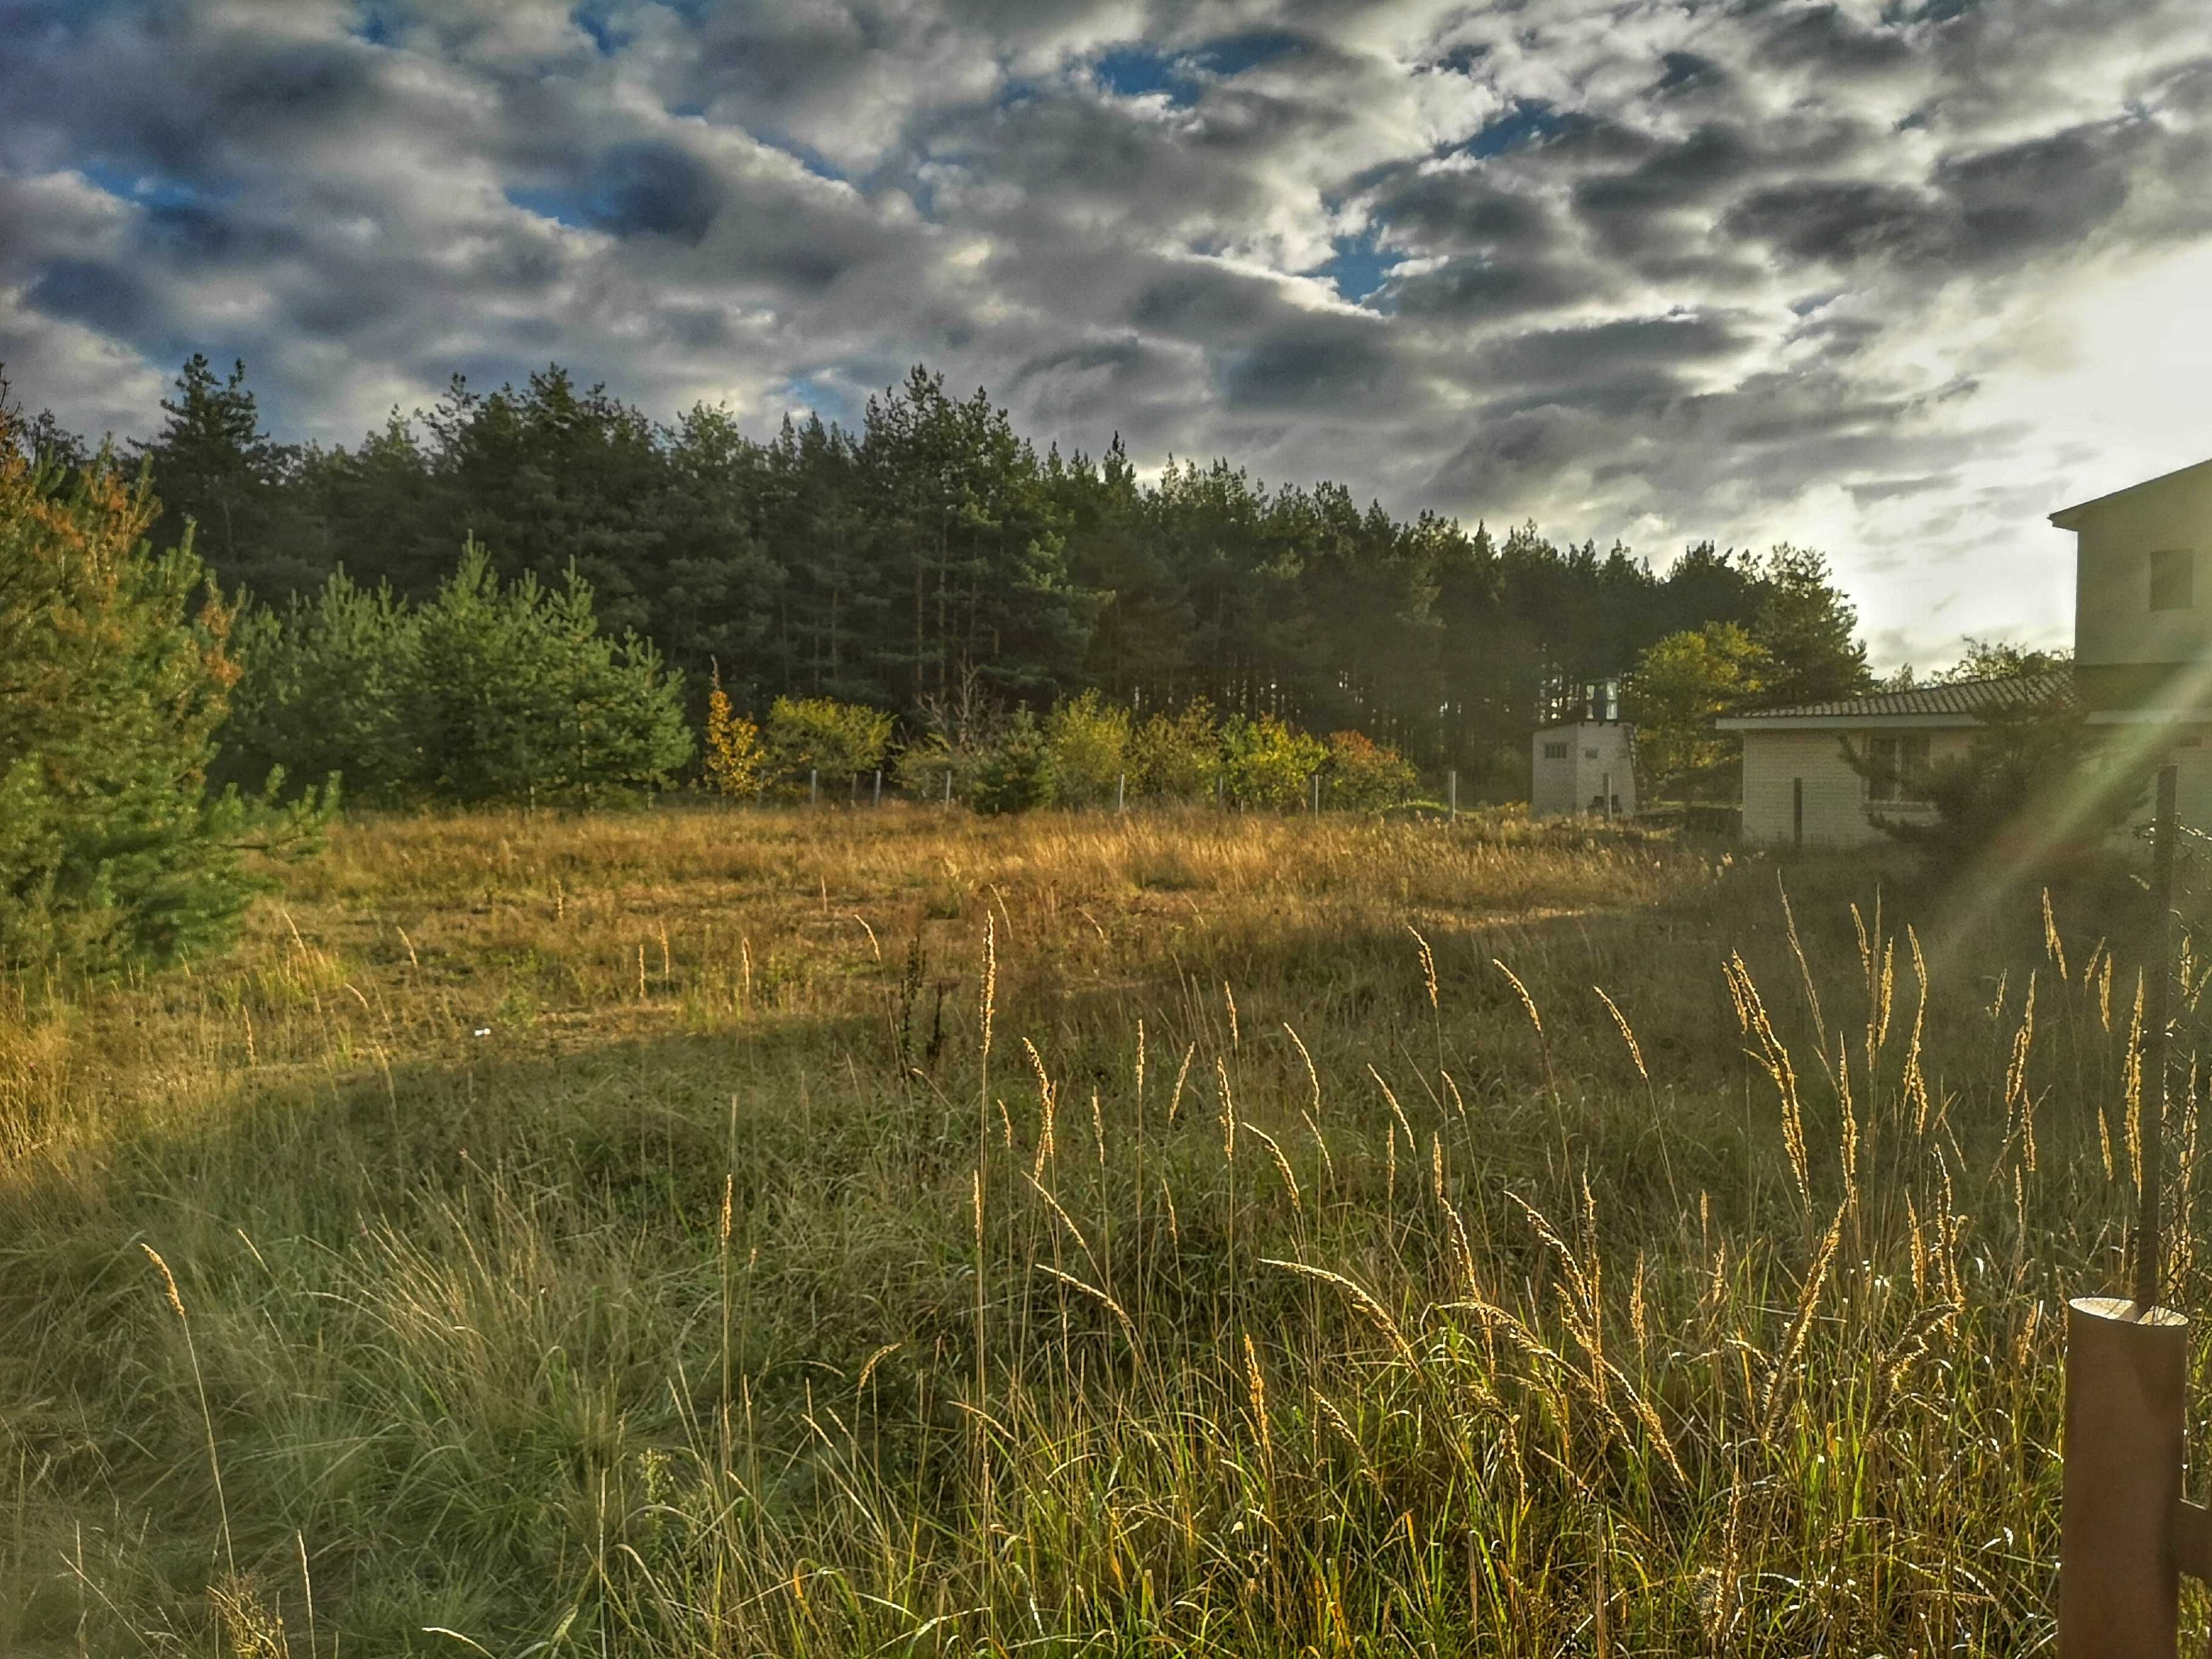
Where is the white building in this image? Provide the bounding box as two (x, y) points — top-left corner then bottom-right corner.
(1532, 712), (1637, 819)
(1717, 672), (2070, 847)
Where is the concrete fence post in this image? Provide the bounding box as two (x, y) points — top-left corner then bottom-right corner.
(873, 768), (883, 807)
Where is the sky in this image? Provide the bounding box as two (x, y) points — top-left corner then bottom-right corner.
(4, 1), (2209, 672)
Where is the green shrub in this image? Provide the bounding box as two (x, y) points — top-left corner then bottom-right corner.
(1128, 699), (1221, 802)
(222, 570), (417, 800)
(1221, 712), (1326, 811)
(1851, 695), (2142, 876)
(1321, 729), (1417, 811)
(1045, 688), (1131, 807)
(230, 542), (692, 807)
(764, 696), (893, 794)
(972, 709), (1057, 814)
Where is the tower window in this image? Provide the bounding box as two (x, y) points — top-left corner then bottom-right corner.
(2151, 548), (2194, 612)
(1543, 741), (1569, 760)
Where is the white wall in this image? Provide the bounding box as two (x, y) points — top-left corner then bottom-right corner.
(2070, 466), (2212, 671)
(1533, 722), (1636, 818)
(1740, 727), (1974, 846)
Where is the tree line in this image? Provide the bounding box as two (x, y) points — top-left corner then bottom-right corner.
(29, 355), (1875, 796)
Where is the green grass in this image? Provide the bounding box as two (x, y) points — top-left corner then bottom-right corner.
(0, 803), (2196, 1654)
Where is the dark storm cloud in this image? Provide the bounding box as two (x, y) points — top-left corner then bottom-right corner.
(4, 0), (2210, 666)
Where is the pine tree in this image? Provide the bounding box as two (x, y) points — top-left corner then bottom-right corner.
(1748, 544), (1872, 708)
(131, 355), (310, 597)
(402, 541), (693, 806)
(0, 403), (324, 973)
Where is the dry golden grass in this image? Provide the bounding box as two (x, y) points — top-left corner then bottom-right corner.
(0, 801), (2196, 1654)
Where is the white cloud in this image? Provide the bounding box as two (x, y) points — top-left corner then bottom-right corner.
(2, 0), (2207, 672)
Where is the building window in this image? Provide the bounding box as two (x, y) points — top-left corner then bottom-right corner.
(1543, 741), (1569, 760)
(2152, 548), (2194, 612)
(1867, 734), (1932, 805)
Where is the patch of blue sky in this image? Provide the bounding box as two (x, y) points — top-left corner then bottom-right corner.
(780, 372), (860, 430)
(754, 132), (848, 184)
(504, 186), (593, 229)
(1312, 232), (1397, 307)
(1092, 44), (1185, 102)
(1189, 29), (1305, 78)
(570, 4), (626, 55)
(79, 163), (232, 211)
(1091, 30), (1305, 106)
(350, 5), (395, 47)
(1460, 99), (1578, 160)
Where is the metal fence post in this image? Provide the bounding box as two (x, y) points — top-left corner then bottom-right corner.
(1117, 773), (1125, 814)
(810, 768), (819, 807)
(1310, 773), (1319, 815)
(1449, 768), (1457, 822)
(873, 768), (883, 806)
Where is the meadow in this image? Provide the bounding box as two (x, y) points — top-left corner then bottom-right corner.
(0, 803), (2197, 1655)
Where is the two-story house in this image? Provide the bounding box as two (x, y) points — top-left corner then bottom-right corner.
(1719, 455), (2204, 847)
(2049, 457), (2212, 826)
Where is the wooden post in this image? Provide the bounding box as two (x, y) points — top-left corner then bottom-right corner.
(1791, 777), (1803, 851)
(2063, 1298), (2191, 1656)
(2060, 763), (2200, 1658)
(2139, 762), (2178, 1313)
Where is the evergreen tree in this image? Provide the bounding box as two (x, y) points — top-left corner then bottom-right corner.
(222, 570), (420, 803)
(0, 405), (324, 972)
(403, 541), (692, 805)
(1748, 544), (1872, 708)
(131, 355), (311, 597)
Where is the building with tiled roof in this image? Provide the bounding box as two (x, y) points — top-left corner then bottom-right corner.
(1716, 670), (2074, 847)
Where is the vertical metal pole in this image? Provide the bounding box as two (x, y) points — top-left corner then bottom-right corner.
(1117, 773), (1125, 814)
(2137, 762), (2179, 1313)
(874, 768), (882, 807)
(810, 768), (819, 807)
(1792, 777), (1803, 851)
(850, 771), (858, 805)
(1311, 774), (1319, 815)
(945, 769), (953, 806)
(1449, 769), (1457, 822)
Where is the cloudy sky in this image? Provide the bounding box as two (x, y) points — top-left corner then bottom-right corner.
(5, 0), (2208, 668)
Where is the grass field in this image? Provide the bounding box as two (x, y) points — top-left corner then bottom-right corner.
(0, 803), (2197, 1655)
